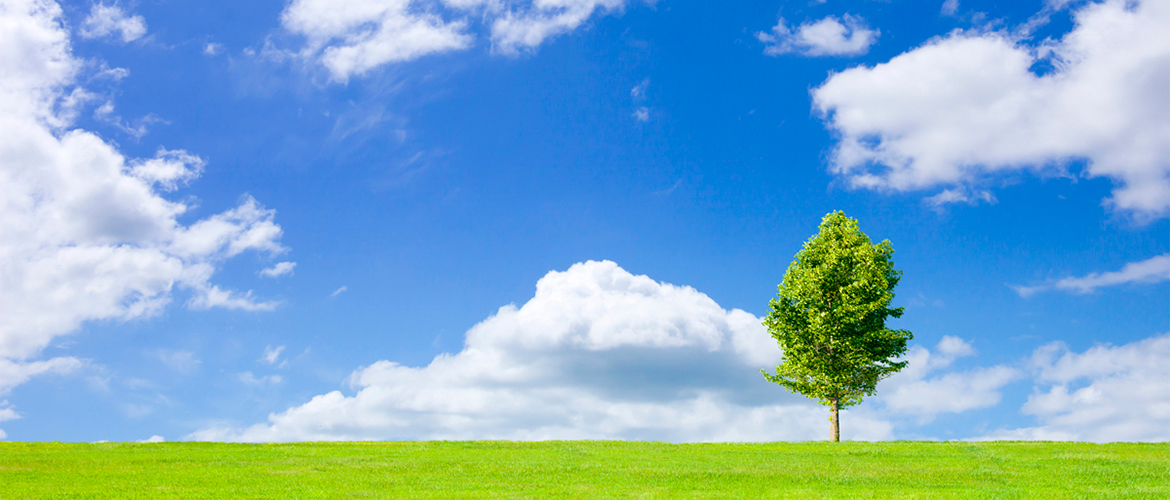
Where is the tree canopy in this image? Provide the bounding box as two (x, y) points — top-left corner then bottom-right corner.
(762, 211), (913, 441)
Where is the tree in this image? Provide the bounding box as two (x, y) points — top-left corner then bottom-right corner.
(762, 211), (912, 442)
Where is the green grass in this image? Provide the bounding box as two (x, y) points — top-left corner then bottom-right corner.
(0, 441), (1166, 499)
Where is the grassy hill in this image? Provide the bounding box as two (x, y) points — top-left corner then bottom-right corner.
(0, 441), (1166, 498)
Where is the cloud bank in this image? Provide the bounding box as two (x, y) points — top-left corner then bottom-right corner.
(192, 260), (897, 442)
(0, 0), (288, 432)
(813, 0), (1170, 218)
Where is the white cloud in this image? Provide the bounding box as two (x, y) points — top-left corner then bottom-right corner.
(260, 261), (296, 278)
(331, 285), (348, 297)
(879, 336), (1020, 423)
(758, 14), (879, 57)
(203, 42), (224, 56)
(630, 78), (648, 99)
(1012, 254), (1170, 297)
(813, 0), (1170, 218)
(924, 188), (995, 208)
(78, 3), (146, 43)
(941, 0), (960, 16)
(238, 372), (282, 386)
(0, 357), (84, 395)
(137, 434), (164, 443)
(0, 0), (286, 418)
(280, 0), (473, 82)
(261, 345), (286, 365)
(93, 100), (165, 138)
(488, 0), (626, 55)
(982, 333), (1170, 442)
(154, 349), (200, 374)
(632, 106), (649, 122)
(191, 261), (896, 442)
(0, 401), (18, 438)
(279, 0), (634, 81)
(129, 149), (203, 190)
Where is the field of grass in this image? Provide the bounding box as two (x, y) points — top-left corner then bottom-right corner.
(0, 441), (1166, 499)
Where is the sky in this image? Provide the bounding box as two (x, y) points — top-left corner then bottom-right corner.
(0, 0), (1167, 443)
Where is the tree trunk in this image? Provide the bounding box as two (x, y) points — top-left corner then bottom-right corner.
(830, 397), (840, 442)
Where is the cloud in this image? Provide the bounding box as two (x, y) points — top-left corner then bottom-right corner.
(630, 78), (648, 99)
(812, 0), (1170, 218)
(203, 42), (224, 56)
(280, 0), (473, 82)
(941, 0), (960, 16)
(93, 100), (166, 139)
(879, 336), (1020, 423)
(331, 286), (348, 297)
(0, 357), (84, 395)
(261, 345), (286, 365)
(191, 261), (896, 442)
(154, 349), (200, 374)
(278, 0), (635, 81)
(981, 333), (1170, 442)
(78, 3), (146, 43)
(758, 15), (879, 57)
(632, 106), (649, 122)
(238, 372), (282, 386)
(260, 261), (296, 278)
(487, 0), (627, 55)
(137, 435), (164, 443)
(0, 0), (285, 411)
(1012, 254), (1170, 297)
(924, 188), (995, 209)
(0, 401), (18, 438)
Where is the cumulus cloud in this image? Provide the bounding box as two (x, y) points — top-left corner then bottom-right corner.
(982, 333), (1170, 442)
(758, 14), (879, 57)
(813, 0), (1170, 218)
(1012, 254), (1170, 297)
(279, 0), (634, 81)
(0, 0), (286, 433)
(78, 3), (146, 43)
(191, 261), (897, 442)
(137, 434), (164, 443)
(260, 261), (296, 278)
(879, 336), (1020, 423)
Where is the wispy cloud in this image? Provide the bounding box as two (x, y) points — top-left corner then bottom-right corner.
(331, 286), (348, 297)
(260, 262), (296, 278)
(261, 345), (286, 365)
(1013, 254), (1170, 297)
(154, 350), (200, 374)
(238, 372), (282, 386)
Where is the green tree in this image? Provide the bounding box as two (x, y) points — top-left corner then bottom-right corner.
(762, 211), (912, 442)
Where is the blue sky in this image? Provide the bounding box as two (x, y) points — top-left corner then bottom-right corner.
(0, 0), (1166, 442)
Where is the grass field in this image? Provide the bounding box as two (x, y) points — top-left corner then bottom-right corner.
(0, 441), (1166, 499)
